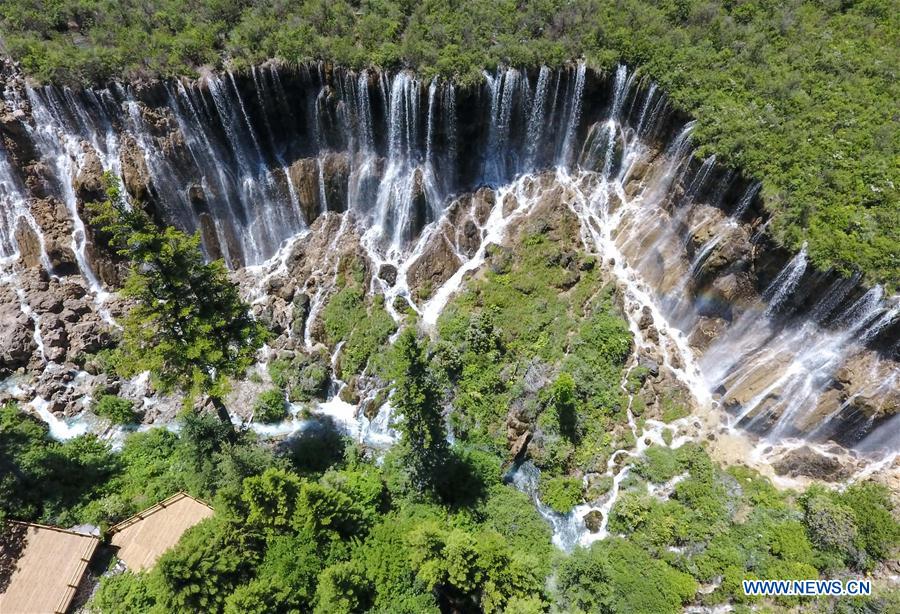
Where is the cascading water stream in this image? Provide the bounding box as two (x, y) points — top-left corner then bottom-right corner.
(1, 62), (897, 549)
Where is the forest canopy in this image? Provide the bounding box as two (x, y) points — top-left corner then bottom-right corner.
(0, 0), (897, 286)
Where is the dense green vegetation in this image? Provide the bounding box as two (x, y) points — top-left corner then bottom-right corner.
(89, 174), (267, 417)
(0, 96), (896, 609)
(435, 201), (635, 502)
(1, 1), (897, 286)
(252, 388), (288, 423)
(3, 395), (899, 612)
(319, 258), (397, 381)
(94, 394), (137, 424)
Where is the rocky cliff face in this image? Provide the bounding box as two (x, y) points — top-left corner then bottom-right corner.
(0, 60), (896, 470)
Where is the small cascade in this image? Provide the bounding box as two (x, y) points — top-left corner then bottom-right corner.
(21, 88), (107, 296)
(732, 180), (761, 219)
(763, 245), (808, 316)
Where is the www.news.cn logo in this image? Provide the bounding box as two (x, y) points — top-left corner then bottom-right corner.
(743, 579), (872, 597)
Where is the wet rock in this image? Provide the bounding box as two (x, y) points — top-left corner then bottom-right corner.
(584, 510), (604, 533)
(68, 321), (113, 357)
(638, 306), (653, 331)
(0, 300), (36, 372)
(339, 377), (360, 404)
(320, 152), (350, 213)
(457, 219), (481, 258)
(472, 187), (495, 225)
(288, 157), (322, 224)
(120, 134), (150, 201)
(291, 293), (311, 338)
(188, 184), (206, 209)
(378, 264), (397, 286)
(73, 146), (104, 203)
(0, 107), (29, 142)
(407, 232), (462, 300)
(720, 354), (791, 418)
(408, 168), (429, 240)
(510, 430), (532, 461)
(14, 219), (45, 270)
(772, 446), (851, 482)
(502, 193), (518, 216)
(29, 198), (78, 275)
(702, 273), (757, 317)
(197, 213), (223, 262)
(688, 316), (727, 353)
(637, 355), (660, 378)
(40, 317), (68, 363)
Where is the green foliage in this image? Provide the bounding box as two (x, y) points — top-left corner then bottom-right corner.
(314, 561), (370, 614)
(558, 538), (697, 613)
(0, 403), (119, 524)
(838, 481), (900, 563)
(94, 394), (137, 424)
(540, 475), (583, 514)
(268, 352), (331, 402)
(408, 522), (547, 613)
(88, 175), (267, 404)
(252, 388), (287, 423)
(437, 211), (631, 475)
(223, 577), (291, 614)
(391, 328), (448, 491)
(242, 467), (303, 534)
(320, 261), (397, 379)
(90, 572), (161, 614)
(154, 517), (256, 612)
(801, 488), (861, 569)
(634, 445), (682, 484)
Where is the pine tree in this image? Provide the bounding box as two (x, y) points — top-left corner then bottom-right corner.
(89, 173), (267, 421)
(391, 328), (447, 491)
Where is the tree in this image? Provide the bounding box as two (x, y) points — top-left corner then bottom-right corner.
(154, 517), (255, 612)
(89, 174), (268, 422)
(242, 468), (303, 534)
(314, 561), (371, 614)
(391, 328), (448, 491)
(407, 522), (546, 613)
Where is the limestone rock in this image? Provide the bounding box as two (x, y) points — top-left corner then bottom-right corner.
(120, 134), (150, 201)
(772, 446), (851, 482)
(584, 510), (604, 533)
(0, 300), (36, 372)
(288, 157), (323, 224)
(378, 264), (397, 286)
(407, 232), (462, 300)
(73, 146), (105, 203)
(320, 152), (350, 212)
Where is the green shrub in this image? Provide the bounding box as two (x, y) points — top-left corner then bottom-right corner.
(557, 538), (697, 613)
(801, 489), (861, 566)
(94, 394), (136, 424)
(253, 389), (288, 423)
(635, 446), (681, 484)
(836, 482), (900, 566)
(540, 476), (582, 514)
(89, 572), (159, 613)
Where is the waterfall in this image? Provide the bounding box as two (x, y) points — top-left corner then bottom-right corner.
(0, 61), (895, 463)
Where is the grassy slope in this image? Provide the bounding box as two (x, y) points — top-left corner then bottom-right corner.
(1, 1), (897, 287)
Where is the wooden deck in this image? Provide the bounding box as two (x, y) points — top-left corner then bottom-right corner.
(109, 492), (214, 572)
(0, 522), (99, 614)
